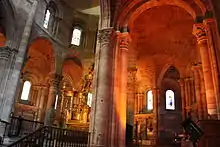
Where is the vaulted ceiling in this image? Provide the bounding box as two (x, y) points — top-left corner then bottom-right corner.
(129, 5), (200, 88)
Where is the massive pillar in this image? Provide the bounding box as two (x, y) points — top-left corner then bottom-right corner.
(204, 18), (220, 119)
(0, 0), (39, 123)
(179, 78), (186, 120)
(0, 45), (17, 138)
(197, 63), (208, 119)
(193, 23), (218, 118)
(89, 28), (115, 147)
(118, 31), (131, 147)
(192, 64), (203, 120)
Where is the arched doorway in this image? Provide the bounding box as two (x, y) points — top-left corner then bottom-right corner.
(158, 66), (182, 146)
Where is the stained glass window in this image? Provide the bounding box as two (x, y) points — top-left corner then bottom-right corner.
(147, 90), (153, 110)
(71, 28), (82, 46)
(165, 90), (175, 110)
(20, 81), (31, 101)
(43, 10), (51, 28)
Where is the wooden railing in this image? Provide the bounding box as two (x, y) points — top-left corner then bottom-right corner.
(8, 126), (89, 147)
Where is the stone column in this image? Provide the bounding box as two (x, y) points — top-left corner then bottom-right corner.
(0, 46), (12, 82)
(89, 28), (115, 147)
(184, 78), (191, 116)
(193, 23), (218, 118)
(0, 0), (39, 123)
(0, 45), (17, 138)
(127, 67), (137, 119)
(37, 86), (47, 121)
(46, 74), (62, 111)
(178, 78), (186, 120)
(197, 63), (208, 119)
(192, 64), (203, 120)
(204, 18), (220, 119)
(152, 88), (159, 145)
(118, 31), (131, 147)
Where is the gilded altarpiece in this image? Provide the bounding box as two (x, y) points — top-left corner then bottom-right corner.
(59, 64), (94, 130)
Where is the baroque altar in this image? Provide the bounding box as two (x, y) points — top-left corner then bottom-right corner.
(59, 64), (94, 130)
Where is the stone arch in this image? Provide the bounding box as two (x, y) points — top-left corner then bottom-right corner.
(0, 0), (17, 46)
(62, 58), (83, 89)
(116, 0), (206, 28)
(22, 72), (40, 86)
(158, 65), (181, 145)
(157, 64), (180, 88)
(61, 72), (75, 90)
(23, 37), (56, 83)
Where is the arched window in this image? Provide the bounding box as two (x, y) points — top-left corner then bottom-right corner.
(165, 90), (175, 110)
(71, 27), (82, 46)
(43, 2), (57, 34)
(43, 9), (51, 28)
(20, 81), (31, 101)
(147, 90), (153, 110)
(87, 92), (92, 107)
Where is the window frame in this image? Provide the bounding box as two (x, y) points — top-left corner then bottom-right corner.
(70, 26), (83, 47)
(20, 81), (32, 102)
(165, 89), (175, 110)
(147, 90), (153, 111)
(43, 2), (58, 35)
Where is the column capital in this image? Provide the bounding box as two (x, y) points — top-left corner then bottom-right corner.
(49, 74), (63, 87)
(118, 32), (132, 51)
(0, 46), (18, 60)
(98, 27), (115, 44)
(191, 62), (202, 71)
(192, 23), (207, 44)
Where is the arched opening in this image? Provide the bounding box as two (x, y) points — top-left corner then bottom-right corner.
(20, 81), (31, 101)
(23, 38), (55, 77)
(15, 38), (55, 119)
(126, 3), (200, 146)
(159, 66), (181, 145)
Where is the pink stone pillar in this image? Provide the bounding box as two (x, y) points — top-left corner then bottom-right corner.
(89, 28), (115, 147)
(192, 64), (203, 120)
(179, 78), (186, 120)
(197, 63), (208, 119)
(204, 18), (220, 119)
(118, 31), (131, 147)
(193, 23), (218, 118)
